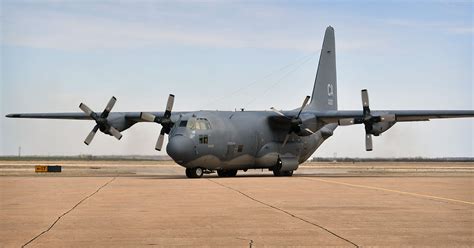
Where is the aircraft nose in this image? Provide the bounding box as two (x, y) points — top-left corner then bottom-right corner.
(166, 135), (195, 164)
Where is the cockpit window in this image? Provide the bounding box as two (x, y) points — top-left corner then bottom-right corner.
(187, 118), (211, 130)
(179, 120), (188, 127)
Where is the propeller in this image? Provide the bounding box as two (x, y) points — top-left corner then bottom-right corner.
(338, 89), (395, 151)
(271, 95), (313, 147)
(79, 96), (122, 145)
(140, 94), (175, 151)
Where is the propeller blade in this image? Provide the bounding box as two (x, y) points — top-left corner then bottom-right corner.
(282, 134), (290, 148)
(296, 95), (311, 118)
(365, 134), (373, 151)
(338, 118), (355, 126)
(140, 112), (157, 122)
(101, 96), (117, 118)
(164, 94), (175, 118)
(380, 114), (396, 122)
(79, 103), (94, 116)
(84, 125), (99, 145)
(155, 129), (165, 151)
(361, 89), (369, 108)
(270, 107), (287, 117)
(304, 128), (314, 134)
(108, 126), (123, 140)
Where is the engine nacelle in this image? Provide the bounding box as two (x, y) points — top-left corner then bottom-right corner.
(107, 113), (135, 132)
(295, 113), (318, 136)
(370, 121), (396, 136)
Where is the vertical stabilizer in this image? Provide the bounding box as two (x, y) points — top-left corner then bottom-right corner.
(308, 26), (337, 111)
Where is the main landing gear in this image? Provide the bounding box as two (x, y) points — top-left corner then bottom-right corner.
(271, 159), (294, 177)
(217, 169), (238, 177)
(272, 170), (294, 177)
(185, 168), (238, 178)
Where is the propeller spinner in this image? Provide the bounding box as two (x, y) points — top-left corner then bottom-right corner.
(79, 96), (123, 145)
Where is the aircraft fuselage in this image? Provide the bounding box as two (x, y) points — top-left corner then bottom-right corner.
(166, 110), (336, 171)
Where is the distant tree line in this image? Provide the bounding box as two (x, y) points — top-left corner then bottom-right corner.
(0, 155), (172, 161)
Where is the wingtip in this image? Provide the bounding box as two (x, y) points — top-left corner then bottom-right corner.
(6, 114), (19, 118)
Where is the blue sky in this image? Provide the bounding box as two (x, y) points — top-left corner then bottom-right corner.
(1, 1), (472, 157)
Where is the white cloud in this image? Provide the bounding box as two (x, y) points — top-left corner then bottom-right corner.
(1, 4), (389, 52)
(385, 18), (473, 34)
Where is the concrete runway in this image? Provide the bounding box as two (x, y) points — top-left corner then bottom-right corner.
(1, 161), (473, 247)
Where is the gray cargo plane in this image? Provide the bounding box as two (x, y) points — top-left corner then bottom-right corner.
(6, 26), (474, 178)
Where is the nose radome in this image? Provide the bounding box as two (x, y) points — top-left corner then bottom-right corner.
(166, 135), (195, 163)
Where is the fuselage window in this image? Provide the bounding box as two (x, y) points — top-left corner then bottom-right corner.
(199, 135), (208, 144)
(179, 120), (188, 127)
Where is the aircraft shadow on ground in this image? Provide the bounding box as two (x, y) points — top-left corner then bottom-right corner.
(133, 173), (392, 180)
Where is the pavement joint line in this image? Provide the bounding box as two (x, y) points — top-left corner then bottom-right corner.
(208, 179), (359, 248)
(21, 177), (116, 247)
(304, 177), (474, 206)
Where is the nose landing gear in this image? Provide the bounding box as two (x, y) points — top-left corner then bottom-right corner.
(185, 167), (204, 178)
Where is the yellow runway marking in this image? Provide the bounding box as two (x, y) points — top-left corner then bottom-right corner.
(307, 178), (474, 206)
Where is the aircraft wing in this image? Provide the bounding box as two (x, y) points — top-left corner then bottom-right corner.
(309, 109), (474, 151)
(5, 111), (187, 150)
(5, 95), (188, 151)
(5, 111), (191, 125)
(315, 110), (474, 123)
(5, 112), (167, 122)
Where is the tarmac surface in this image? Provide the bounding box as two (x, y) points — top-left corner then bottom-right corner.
(1, 161), (473, 247)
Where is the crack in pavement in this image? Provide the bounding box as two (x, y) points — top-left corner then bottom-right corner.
(208, 179), (359, 247)
(235, 237), (254, 247)
(22, 177), (116, 247)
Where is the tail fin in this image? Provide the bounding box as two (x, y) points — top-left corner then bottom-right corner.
(307, 26), (337, 111)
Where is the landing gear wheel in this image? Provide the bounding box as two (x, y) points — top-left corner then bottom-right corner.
(185, 167), (204, 178)
(217, 169), (238, 177)
(273, 170), (294, 177)
(283, 170), (294, 176)
(272, 158), (294, 177)
(227, 170), (238, 177)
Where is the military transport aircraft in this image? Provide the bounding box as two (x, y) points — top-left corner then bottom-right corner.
(6, 26), (474, 178)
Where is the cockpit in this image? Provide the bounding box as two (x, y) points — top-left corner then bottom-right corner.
(178, 117), (212, 130)
(167, 115), (213, 165)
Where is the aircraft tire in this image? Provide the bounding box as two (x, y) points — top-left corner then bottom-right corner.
(186, 167), (203, 178)
(283, 170), (294, 176)
(227, 169), (238, 177)
(273, 170), (293, 177)
(217, 170), (227, 177)
(217, 169), (238, 177)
